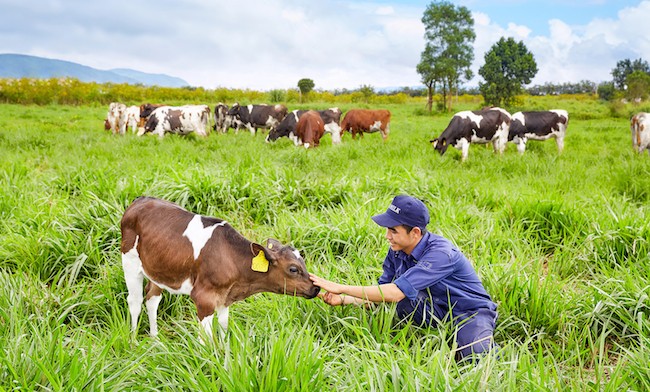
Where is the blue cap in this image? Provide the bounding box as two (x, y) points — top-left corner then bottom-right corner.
(372, 195), (430, 230)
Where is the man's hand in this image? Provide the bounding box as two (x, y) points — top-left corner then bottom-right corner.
(318, 291), (344, 306)
(309, 273), (343, 294)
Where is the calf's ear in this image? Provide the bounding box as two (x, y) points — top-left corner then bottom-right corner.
(265, 238), (283, 250)
(250, 242), (273, 272)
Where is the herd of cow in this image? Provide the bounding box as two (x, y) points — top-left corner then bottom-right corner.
(105, 102), (391, 148)
(105, 102), (650, 160)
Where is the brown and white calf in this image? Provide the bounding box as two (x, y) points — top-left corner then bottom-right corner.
(340, 109), (391, 141)
(295, 110), (325, 148)
(631, 112), (650, 154)
(120, 197), (320, 338)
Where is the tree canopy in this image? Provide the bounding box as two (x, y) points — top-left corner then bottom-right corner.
(611, 58), (650, 90)
(297, 78), (315, 102)
(479, 37), (537, 107)
(416, 1), (475, 112)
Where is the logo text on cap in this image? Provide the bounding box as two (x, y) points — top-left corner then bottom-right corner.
(389, 204), (401, 214)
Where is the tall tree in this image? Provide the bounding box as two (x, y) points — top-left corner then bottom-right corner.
(479, 37), (537, 107)
(417, 1), (475, 112)
(611, 58), (650, 90)
(297, 78), (315, 103)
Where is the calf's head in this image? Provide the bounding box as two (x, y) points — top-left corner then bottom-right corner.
(250, 239), (320, 299)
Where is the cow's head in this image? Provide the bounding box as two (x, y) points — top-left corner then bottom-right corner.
(249, 239), (319, 299)
(227, 103), (241, 117)
(430, 137), (449, 155)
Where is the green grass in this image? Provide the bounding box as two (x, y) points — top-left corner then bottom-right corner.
(0, 99), (649, 391)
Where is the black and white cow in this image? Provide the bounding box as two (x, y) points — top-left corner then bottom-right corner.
(212, 103), (230, 133)
(143, 105), (211, 137)
(227, 103), (288, 135)
(266, 108), (342, 144)
(430, 107), (511, 162)
(508, 110), (569, 153)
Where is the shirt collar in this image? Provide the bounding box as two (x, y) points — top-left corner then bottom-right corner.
(393, 231), (431, 262)
(410, 231), (430, 261)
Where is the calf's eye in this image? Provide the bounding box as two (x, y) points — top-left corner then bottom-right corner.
(289, 266), (299, 274)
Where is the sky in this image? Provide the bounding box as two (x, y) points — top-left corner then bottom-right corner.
(1, 0), (648, 91)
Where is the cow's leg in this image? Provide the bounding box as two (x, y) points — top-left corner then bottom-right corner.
(380, 123), (390, 141)
(492, 136), (507, 155)
(247, 124), (257, 136)
(459, 139), (470, 162)
(516, 138), (527, 154)
(556, 136), (565, 153)
(122, 241), (144, 335)
(191, 287), (219, 340)
(145, 282), (163, 337)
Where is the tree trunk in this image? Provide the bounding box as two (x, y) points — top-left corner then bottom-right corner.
(426, 83), (434, 113)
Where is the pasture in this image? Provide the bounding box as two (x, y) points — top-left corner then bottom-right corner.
(0, 97), (649, 391)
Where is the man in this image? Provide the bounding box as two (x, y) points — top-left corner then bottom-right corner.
(309, 195), (498, 360)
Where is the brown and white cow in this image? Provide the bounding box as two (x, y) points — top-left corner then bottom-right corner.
(508, 110), (569, 153)
(631, 112), (650, 154)
(340, 109), (391, 141)
(430, 107), (511, 162)
(227, 103), (288, 135)
(143, 105), (211, 137)
(295, 110), (325, 148)
(124, 105), (142, 134)
(266, 108), (342, 144)
(121, 197), (319, 338)
(107, 102), (127, 135)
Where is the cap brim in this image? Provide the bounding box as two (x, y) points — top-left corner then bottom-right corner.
(371, 212), (403, 228)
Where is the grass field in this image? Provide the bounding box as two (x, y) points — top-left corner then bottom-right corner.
(0, 97), (649, 391)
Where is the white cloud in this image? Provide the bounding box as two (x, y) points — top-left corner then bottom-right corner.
(0, 0), (649, 90)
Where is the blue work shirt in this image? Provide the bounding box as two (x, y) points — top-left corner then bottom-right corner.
(378, 232), (496, 320)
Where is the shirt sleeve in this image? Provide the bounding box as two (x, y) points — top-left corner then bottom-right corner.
(393, 249), (456, 301)
(378, 251), (396, 285)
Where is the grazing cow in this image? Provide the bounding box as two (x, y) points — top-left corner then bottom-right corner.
(143, 105), (211, 137)
(138, 103), (165, 128)
(340, 109), (391, 141)
(227, 103), (288, 135)
(430, 107), (511, 162)
(295, 110), (325, 148)
(120, 197), (319, 338)
(124, 105), (142, 134)
(107, 102), (127, 135)
(509, 110), (569, 153)
(631, 112), (650, 154)
(212, 103), (230, 133)
(266, 108), (343, 144)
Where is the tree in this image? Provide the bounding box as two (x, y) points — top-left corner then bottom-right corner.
(479, 37), (538, 107)
(611, 58), (650, 90)
(597, 81), (616, 101)
(625, 70), (650, 101)
(417, 1), (475, 112)
(297, 78), (315, 102)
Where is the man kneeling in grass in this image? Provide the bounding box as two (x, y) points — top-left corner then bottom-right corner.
(309, 195), (498, 361)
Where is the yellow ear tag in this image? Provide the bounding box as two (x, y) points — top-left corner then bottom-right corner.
(251, 250), (269, 272)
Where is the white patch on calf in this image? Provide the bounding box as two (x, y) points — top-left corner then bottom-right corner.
(370, 120), (382, 132)
(183, 215), (227, 260)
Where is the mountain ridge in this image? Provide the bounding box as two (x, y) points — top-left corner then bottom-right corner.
(0, 53), (189, 87)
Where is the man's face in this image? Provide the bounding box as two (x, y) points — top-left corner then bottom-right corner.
(385, 225), (421, 255)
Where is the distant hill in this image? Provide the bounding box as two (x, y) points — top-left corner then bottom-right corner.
(0, 53), (189, 87)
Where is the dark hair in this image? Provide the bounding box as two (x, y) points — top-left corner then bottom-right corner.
(402, 224), (427, 234)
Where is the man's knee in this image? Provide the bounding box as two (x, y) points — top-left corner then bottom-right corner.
(455, 309), (498, 360)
